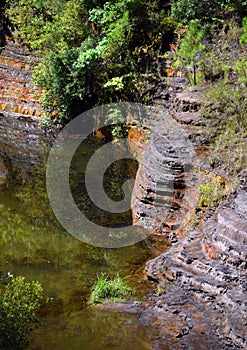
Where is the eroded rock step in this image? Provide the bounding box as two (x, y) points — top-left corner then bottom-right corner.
(235, 192), (247, 216)
(217, 208), (247, 244)
(132, 104), (199, 236)
(145, 191), (247, 348)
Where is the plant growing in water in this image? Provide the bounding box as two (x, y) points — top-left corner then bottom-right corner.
(89, 274), (132, 304)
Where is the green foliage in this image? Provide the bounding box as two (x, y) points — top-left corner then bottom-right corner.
(202, 77), (247, 175)
(89, 1), (129, 28)
(225, 0), (247, 15)
(6, 0), (246, 127)
(30, 0), (136, 125)
(0, 276), (43, 349)
(171, 0), (247, 24)
(199, 178), (227, 207)
(202, 20), (244, 83)
(5, 0), (170, 127)
(33, 46), (92, 126)
(173, 20), (205, 85)
(89, 274), (132, 304)
(5, 0), (94, 125)
(5, 0), (88, 51)
(241, 17), (247, 44)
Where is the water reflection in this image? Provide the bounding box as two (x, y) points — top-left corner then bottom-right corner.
(0, 139), (168, 350)
(28, 309), (157, 350)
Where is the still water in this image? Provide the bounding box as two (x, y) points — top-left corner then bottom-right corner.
(0, 139), (168, 349)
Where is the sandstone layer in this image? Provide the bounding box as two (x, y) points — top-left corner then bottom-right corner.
(0, 39), (52, 177)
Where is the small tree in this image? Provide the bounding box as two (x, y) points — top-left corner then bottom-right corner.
(173, 20), (205, 85)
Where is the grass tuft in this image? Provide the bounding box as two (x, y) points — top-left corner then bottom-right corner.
(89, 274), (132, 304)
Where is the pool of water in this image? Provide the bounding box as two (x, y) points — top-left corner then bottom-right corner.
(28, 308), (160, 350)
(0, 138), (169, 349)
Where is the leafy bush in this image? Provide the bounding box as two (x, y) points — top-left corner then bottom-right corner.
(5, 0), (170, 127)
(199, 178), (227, 207)
(24, 0), (136, 125)
(89, 274), (132, 304)
(5, 0), (246, 128)
(171, 0), (247, 24)
(0, 276), (43, 349)
(5, 0), (88, 51)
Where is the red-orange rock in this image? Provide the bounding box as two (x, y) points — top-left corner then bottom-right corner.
(34, 109), (41, 117)
(0, 103), (6, 111)
(204, 242), (219, 260)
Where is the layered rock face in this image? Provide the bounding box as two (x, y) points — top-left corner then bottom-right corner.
(0, 41), (42, 119)
(0, 39), (51, 177)
(132, 120), (197, 237)
(145, 190), (247, 348)
(140, 83), (247, 348)
(132, 83), (206, 238)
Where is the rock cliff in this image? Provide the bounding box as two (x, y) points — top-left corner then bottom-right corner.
(140, 82), (247, 349)
(0, 38), (51, 177)
(145, 189), (247, 348)
(132, 83), (208, 239)
(0, 32), (246, 348)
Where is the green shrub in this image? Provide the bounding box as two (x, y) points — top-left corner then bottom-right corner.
(202, 80), (247, 175)
(0, 276), (43, 349)
(173, 20), (205, 85)
(89, 274), (132, 304)
(5, 0), (170, 127)
(199, 178), (227, 207)
(29, 0), (135, 126)
(5, 0), (88, 51)
(171, 0), (247, 24)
